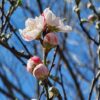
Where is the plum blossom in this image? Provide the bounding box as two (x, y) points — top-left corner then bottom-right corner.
(27, 56), (42, 73)
(42, 8), (72, 32)
(19, 16), (44, 41)
(33, 64), (49, 80)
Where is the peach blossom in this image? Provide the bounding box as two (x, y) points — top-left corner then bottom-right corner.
(43, 8), (72, 32)
(19, 16), (44, 41)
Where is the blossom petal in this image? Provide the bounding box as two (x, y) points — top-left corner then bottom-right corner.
(36, 15), (44, 30)
(57, 25), (72, 32)
(19, 28), (41, 41)
(19, 15), (44, 41)
(43, 8), (72, 33)
(25, 18), (35, 28)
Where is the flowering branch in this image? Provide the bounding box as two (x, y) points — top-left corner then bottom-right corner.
(20, 7), (72, 100)
(89, 0), (100, 18)
(43, 48), (49, 100)
(74, 0), (99, 46)
(86, 0), (100, 99)
(49, 46), (58, 73)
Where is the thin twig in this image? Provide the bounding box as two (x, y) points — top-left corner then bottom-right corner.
(88, 71), (100, 100)
(89, 0), (100, 19)
(39, 88), (45, 100)
(0, 39), (30, 59)
(75, 0), (99, 46)
(58, 47), (84, 100)
(59, 65), (67, 100)
(43, 48), (49, 100)
(49, 46), (58, 73)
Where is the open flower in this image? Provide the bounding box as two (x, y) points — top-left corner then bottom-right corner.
(19, 16), (44, 41)
(19, 8), (72, 42)
(42, 8), (72, 32)
(27, 56), (42, 73)
(43, 33), (58, 51)
(33, 64), (49, 80)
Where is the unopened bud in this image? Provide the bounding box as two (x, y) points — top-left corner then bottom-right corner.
(43, 33), (58, 51)
(87, 2), (93, 9)
(33, 64), (49, 80)
(88, 14), (97, 23)
(49, 86), (59, 99)
(39, 80), (44, 85)
(95, 21), (100, 30)
(73, 6), (80, 14)
(97, 46), (100, 55)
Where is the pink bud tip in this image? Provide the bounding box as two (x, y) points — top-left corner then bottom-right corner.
(27, 56), (42, 73)
(31, 56), (42, 65)
(33, 64), (49, 80)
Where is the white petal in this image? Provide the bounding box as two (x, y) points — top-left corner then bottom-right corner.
(19, 28), (41, 41)
(43, 8), (50, 15)
(57, 25), (72, 32)
(43, 8), (58, 26)
(25, 18), (35, 27)
(36, 15), (44, 30)
(19, 15), (44, 41)
(43, 8), (72, 33)
(19, 29), (34, 41)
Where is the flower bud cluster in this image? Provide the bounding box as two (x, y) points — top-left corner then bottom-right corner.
(27, 56), (49, 80)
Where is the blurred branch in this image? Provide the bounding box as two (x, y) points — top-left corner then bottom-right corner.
(37, 0), (43, 14)
(0, 88), (15, 100)
(1, 0), (19, 32)
(74, 0), (99, 46)
(88, 71), (100, 100)
(0, 39), (30, 59)
(1, 3), (32, 57)
(8, 21), (32, 56)
(21, 5), (35, 17)
(58, 47), (84, 100)
(89, 0), (100, 19)
(49, 46), (58, 73)
(59, 65), (68, 100)
(0, 72), (30, 100)
(39, 88), (45, 100)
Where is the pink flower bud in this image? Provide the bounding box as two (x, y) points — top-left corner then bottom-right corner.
(88, 14), (97, 23)
(33, 64), (49, 80)
(43, 33), (58, 50)
(27, 56), (42, 73)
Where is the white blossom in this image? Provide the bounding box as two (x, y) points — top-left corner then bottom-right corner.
(19, 16), (44, 41)
(43, 8), (72, 32)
